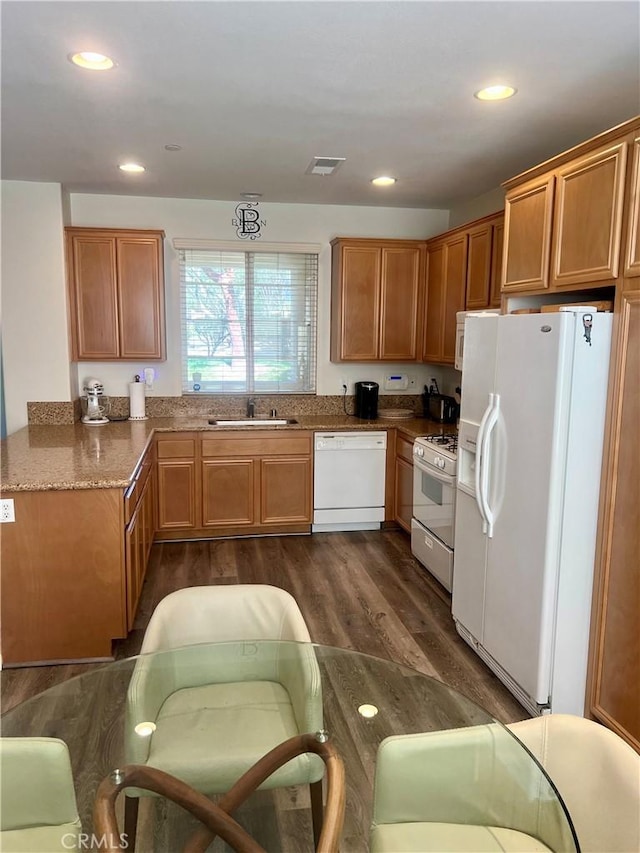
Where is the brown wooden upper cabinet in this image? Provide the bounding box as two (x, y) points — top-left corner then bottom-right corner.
(330, 238), (426, 361)
(423, 232), (467, 364)
(550, 141), (627, 287)
(503, 128), (635, 294)
(465, 214), (504, 310)
(624, 134), (640, 279)
(66, 227), (166, 361)
(503, 175), (555, 291)
(489, 219), (505, 306)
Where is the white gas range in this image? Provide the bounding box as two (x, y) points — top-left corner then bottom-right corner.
(411, 433), (458, 592)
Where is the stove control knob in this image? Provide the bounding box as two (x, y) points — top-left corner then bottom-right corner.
(436, 456), (446, 469)
(414, 446), (424, 458)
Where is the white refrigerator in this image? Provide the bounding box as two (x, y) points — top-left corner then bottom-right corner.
(452, 308), (613, 716)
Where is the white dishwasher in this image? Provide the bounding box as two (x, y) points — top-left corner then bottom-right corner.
(313, 431), (387, 532)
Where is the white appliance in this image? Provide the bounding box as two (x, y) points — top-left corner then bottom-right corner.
(313, 431), (387, 532)
(81, 378), (110, 425)
(452, 308), (613, 716)
(455, 309), (500, 371)
(411, 434), (458, 592)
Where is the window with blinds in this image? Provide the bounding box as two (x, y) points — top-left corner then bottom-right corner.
(179, 246), (318, 394)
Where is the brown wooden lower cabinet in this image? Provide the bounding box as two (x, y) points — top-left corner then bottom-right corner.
(0, 488), (126, 665)
(155, 433), (199, 530)
(201, 433), (312, 533)
(394, 434), (414, 533)
(157, 459), (197, 529)
(156, 430), (313, 539)
(261, 457), (312, 525)
(125, 462), (156, 630)
(588, 288), (640, 751)
(202, 458), (256, 526)
(1, 440), (158, 665)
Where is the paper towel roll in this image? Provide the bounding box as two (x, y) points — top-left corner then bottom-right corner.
(128, 382), (147, 420)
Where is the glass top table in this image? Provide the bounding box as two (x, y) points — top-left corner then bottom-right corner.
(1, 641), (578, 852)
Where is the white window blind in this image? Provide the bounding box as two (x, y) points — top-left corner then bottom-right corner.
(179, 247), (318, 394)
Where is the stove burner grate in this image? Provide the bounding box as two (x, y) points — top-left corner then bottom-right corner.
(424, 434), (458, 453)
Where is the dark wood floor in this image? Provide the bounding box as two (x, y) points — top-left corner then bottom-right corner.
(2, 529), (530, 851)
(2, 528), (526, 722)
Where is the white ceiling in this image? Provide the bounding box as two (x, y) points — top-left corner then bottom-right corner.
(2, 1), (639, 209)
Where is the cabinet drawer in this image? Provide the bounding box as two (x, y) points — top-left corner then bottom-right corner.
(202, 431), (311, 458)
(124, 446), (153, 523)
(396, 434), (414, 465)
(156, 437), (197, 459)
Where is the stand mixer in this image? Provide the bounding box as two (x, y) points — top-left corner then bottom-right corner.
(81, 378), (110, 425)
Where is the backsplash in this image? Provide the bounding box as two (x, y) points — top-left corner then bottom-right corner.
(27, 400), (82, 425)
(28, 394), (425, 424)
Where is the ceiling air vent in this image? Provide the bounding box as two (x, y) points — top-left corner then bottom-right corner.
(305, 156), (346, 176)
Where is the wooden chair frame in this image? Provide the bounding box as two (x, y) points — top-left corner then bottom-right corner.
(94, 732), (345, 853)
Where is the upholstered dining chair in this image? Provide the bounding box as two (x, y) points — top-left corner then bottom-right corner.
(370, 714), (640, 853)
(508, 714), (640, 853)
(0, 737), (82, 852)
(124, 584), (324, 849)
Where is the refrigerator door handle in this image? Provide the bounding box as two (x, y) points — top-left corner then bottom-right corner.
(481, 393), (500, 538)
(475, 393), (494, 533)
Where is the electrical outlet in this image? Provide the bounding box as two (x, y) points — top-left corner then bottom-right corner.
(0, 499), (15, 523)
(340, 378), (348, 393)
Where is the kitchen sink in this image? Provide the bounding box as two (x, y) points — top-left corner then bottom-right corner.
(207, 418), (298, 426)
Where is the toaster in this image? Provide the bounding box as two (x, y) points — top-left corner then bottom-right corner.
(424, 392), (459, 424)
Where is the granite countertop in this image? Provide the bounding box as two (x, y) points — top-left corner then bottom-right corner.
(0, 415), (457, 492)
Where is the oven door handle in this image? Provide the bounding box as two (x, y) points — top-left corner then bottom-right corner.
(414, 456), (456, 485)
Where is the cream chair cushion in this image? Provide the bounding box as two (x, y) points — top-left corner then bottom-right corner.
(371, 822), (552, 852)
(126, 584), (324, 796)
(508, 714), (640, 853)
(0, 737), (82, 853)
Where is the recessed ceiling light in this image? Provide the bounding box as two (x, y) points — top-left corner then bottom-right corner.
(119, 162), (146, 173)
(240, 192), (263, 200)
(371, 176), (396, 187)
(164, 144), (183, 152)
(474, 85), (517, 101)
(69, 52), (115, 71)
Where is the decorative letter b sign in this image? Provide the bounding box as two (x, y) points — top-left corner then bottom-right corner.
(233, 203), (267, 240)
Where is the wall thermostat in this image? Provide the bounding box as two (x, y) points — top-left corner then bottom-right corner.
(383, 374), (409, 391)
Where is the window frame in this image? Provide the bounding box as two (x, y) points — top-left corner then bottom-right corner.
(175, 239), (320, 396)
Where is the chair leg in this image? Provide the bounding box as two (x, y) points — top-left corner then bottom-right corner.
(124, 796), (139, 852)
(309, 779), (324, 849)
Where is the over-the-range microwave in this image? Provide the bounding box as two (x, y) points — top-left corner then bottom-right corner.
(455, 309), (501, 372)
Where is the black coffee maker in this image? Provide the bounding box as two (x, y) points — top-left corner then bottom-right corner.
(354, 381), (379, 419)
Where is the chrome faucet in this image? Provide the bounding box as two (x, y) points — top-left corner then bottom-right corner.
(246, 397), (255, 418)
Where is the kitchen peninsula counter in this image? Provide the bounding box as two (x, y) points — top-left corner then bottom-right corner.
(0, 415), (455, 493)
(0, 413), (456, 665)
